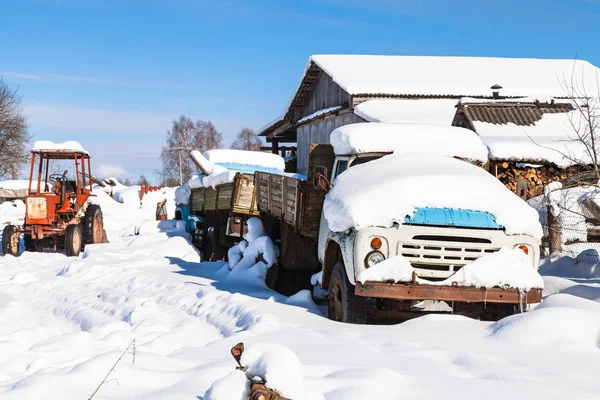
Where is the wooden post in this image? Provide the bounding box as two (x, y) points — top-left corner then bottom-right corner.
(271, 139), (279, 155)
(547, 204), (562, 254)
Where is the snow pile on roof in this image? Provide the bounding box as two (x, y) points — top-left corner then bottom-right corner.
(205, 149), (285, 172)
(0, 180), (47, 190)
(226, 218), (278, 282)
(354, 99), (459, 125)
(112, 186), (141, 209)
(310, 55), (600, 97)
(324, 153), (543, 238)
(0, 180), (52, 199)
(33, 140), (88, 154)
(359, 248), (543, 290)
(330, 122), (489, 162)
(297, 105), (343, 123)
(473, 108), (595, 167)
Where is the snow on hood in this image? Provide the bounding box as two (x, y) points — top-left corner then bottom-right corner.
(33, 140), (88, 154)
(330, 123), (489, 163)
(323, 153), (543, 239)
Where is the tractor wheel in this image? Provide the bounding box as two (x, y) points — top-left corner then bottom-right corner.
(82, 204), (104, 246)
(64, 224), (82, 257)
(2, 225), (20, 257)
(24, 235), (41, 252)
(328, 261), (367, 324)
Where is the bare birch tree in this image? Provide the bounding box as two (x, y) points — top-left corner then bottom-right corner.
(159, 115), (223, 183)
(231, 127), (263, 151)
(537, 67), (600, 257)
(0, 79), (30, 179)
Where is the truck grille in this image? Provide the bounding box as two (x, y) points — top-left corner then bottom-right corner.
(400, 235), (501, 280)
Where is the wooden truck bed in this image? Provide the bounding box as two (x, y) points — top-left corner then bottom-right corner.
(255, 172), (324, 238)
(255, 144), (335, 238)
(189, 173), (259, 216)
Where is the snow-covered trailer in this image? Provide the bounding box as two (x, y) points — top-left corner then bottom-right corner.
(175, 149), (287, 260)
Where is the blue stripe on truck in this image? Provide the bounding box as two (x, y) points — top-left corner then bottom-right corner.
(404, 207), (502, 229)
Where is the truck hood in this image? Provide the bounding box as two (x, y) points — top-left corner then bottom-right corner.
(323, 153), (543, 239)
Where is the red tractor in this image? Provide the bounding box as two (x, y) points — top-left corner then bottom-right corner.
(2, 142), (106, 257)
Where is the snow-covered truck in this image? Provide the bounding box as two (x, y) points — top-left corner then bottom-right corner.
(257, 123), (544, 323)
(174, 149), (290, 260)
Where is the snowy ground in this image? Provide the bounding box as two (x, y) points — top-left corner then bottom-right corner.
(1, 190), (600, 399)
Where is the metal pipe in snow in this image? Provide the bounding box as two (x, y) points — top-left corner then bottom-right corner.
(190, 150), (214, 176)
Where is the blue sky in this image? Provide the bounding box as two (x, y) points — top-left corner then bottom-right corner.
(1, 0), (599, 183)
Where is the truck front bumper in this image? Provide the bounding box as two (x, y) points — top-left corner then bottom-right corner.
(355, 281), (542, 304)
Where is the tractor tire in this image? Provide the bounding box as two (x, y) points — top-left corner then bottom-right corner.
(2, 225), (20, 257)
(328, 261), (367, 324)
(82, 204), (104, 246)
(64, 224), (82, 257)
(24, 235), (41, 252)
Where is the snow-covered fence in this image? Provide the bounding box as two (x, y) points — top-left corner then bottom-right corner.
(533, 182), (600, 263)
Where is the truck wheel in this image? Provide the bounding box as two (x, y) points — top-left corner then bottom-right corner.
(82, 204), (104, 245)
(328, 261), (367, 324)
(64, 224), (82, 257)
(2, 225), (20, 257)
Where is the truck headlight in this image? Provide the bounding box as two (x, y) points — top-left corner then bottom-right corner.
(365, 251), (385, 268)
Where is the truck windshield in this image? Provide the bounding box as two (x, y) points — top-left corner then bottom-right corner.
(349, 155), (383, 167)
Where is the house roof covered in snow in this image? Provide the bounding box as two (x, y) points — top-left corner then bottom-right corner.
(259, 54), (600, 139)
(453, 98), (597, 167)
(354, 99), (459, 125)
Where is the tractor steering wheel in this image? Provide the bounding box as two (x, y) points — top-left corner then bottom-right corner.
(49, 170), (68, 183)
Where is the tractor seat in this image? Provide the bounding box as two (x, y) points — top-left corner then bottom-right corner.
(62, 180), (77, 192)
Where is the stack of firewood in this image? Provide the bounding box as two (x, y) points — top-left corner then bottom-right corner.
(494, 162), (582, 199)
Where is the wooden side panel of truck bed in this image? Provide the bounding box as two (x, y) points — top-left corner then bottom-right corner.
(190, 173), (259, 216)
(256, 144), (334, 238)
(256, 172), (300, 227)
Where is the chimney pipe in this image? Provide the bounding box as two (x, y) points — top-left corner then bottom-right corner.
(491, 84), (503, 99)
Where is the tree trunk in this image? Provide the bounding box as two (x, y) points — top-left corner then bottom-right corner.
(547, 205), (562, 254)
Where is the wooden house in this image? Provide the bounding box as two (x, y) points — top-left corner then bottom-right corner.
(452, 98), (593, 199)
(259, 54), (600, 179)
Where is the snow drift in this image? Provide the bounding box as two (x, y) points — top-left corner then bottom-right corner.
(226, 218), (278, 282)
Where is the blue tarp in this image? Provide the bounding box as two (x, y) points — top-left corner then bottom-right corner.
(405, 207), (502, 229)
(214, 162), (282, 175)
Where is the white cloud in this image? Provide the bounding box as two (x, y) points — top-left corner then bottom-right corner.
(95, 164), (128, 180)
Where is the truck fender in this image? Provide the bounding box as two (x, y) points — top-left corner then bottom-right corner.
(321, 234), (356, 288)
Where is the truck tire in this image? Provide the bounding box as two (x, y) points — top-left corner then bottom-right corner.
(328, 261), (367, 324)
(2, 225), (20, 257)
(82, 204), (104, 245)
(65, 224), (82, 257)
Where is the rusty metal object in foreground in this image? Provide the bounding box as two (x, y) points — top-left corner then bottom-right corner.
(230, 343), (291, 400)
(355, 281), (542, 304)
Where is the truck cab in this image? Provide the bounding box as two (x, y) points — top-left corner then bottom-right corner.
(312, 123), (543, 323)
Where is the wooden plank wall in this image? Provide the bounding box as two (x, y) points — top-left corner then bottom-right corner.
(255, 171), (301, 229)
(301, 72), (350, 118)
